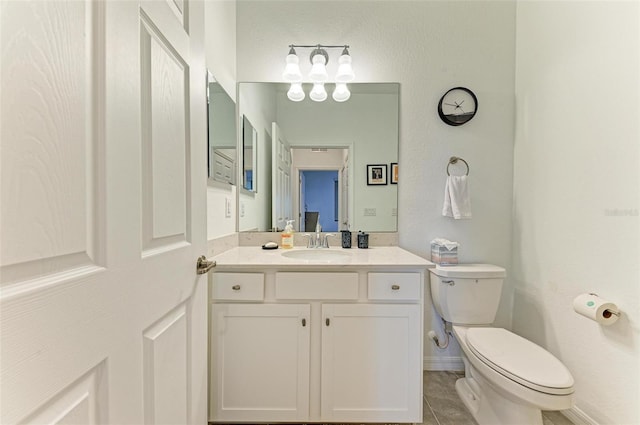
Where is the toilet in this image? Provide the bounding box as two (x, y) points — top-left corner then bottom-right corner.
(429, 264), (574, 425)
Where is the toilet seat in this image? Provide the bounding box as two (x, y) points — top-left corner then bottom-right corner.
(465, 328), (574, 396)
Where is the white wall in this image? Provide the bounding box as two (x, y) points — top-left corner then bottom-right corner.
(237, 0), (516, 368)
(204, 0), (236, 102)
(513, 2), (640, 424)
(205, 0), (237, 239)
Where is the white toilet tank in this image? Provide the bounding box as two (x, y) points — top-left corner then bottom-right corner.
(430, 264), (506, 325)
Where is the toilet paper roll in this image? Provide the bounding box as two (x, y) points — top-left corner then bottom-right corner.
(573, 293), (620, 325)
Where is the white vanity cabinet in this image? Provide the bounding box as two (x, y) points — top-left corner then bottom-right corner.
(210, 303), (311, 422)
(208, 247), (431, 424)
(320, 303), (422, 423)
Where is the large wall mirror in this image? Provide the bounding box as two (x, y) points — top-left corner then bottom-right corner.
(238, 83), (399, 233)
(207, 73), (236, 185)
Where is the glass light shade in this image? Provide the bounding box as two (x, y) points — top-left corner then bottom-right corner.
(309, 83), (327, 102)
(282, 53), (302, 82)
(335, 53), (355, 82)
(287, 83), (305, 102)
(332, 83), (351, 102)
(309, 54), (328, 82)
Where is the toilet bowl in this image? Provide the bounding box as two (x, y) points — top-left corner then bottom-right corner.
(429, 264), (574, 425)
(453, 326), (574, 424)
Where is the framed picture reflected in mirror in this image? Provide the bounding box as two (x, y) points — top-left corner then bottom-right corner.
(367, 164), (387, 186)
(390, 163), (398, 184)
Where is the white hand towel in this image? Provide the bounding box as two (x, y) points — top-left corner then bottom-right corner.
(442, 175), (472, 219)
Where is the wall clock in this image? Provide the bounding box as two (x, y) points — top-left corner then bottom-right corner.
(438, 87), (478, 126)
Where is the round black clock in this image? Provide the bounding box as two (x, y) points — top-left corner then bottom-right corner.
(438, 87), (478, 126)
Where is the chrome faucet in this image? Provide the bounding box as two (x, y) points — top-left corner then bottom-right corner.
(322, 233), (337, 248)
(301, 221), (337, 248)
(314, 222), (322, 247)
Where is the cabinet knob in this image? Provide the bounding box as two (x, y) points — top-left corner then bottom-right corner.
(232, 284), (241, 291)
(302, 318), (307, 327)
(325, 318), (330, 326)
(391, 284), (400, 290)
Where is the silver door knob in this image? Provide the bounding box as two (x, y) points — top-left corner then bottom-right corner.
(196, 255), (216, 275)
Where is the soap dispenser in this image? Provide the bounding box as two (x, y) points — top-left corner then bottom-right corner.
(281, 220), (295, 249)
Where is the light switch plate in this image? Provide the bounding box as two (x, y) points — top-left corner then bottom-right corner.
(225, 197), (231, 218)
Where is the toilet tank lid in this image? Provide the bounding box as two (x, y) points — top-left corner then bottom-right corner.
(431, 263), (506, 278)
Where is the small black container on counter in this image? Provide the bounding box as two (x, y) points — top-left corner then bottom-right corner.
(341, 230), (352, 248)
(357, 231), (369, 249)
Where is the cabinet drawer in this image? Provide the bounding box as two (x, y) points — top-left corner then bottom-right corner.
(368, 272), (421, 301)
(275, 272), (358, 300)
(213, 273), (264, 301)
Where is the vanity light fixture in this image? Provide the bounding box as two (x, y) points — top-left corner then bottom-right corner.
(332, 83), (351, 102)
(283, 44), (354, 102)
(287, 82), (305, 102)
(282, 47), (303, 82)
(309, 48), (329, 82)
(335, 47), (355, 82)
(309, 82), (328, 102)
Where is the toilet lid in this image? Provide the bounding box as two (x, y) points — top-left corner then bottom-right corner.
(466, 328), (574, 395)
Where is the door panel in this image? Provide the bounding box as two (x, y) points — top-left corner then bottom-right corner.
(143, 303), (188, 425)
(272, 122), (292, 230)
(0, 1), (207, 424)
(19, 362), (108, 425)
(140, 11), (189, 253)
(0, 0), (104, 289)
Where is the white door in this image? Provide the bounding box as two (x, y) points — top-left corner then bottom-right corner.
(0, 1), (208, 424)
(340, 156), (350, 230)
(271, 122), (292, 231)
(299, 172), (306, 232)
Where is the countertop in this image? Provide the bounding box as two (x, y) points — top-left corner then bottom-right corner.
(211, 246), (433, 270)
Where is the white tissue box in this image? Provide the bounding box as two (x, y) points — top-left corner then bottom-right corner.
(431, 242), (458, 265)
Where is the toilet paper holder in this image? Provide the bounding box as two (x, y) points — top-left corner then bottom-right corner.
(589, 293), (620, 317)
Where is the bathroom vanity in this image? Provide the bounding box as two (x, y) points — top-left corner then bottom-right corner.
(208, 246), (432, 423)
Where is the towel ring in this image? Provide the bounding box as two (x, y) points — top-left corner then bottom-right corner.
(447, 156), (470, 176)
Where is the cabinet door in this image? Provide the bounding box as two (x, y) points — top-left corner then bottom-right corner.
(210, 304), (310, 422)
(321, 304), (422, 423)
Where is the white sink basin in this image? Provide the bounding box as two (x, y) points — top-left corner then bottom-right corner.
(281, 249), (352, 263)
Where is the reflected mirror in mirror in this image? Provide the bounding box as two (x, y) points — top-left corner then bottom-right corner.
(207, 74), (236, 185)
(242, 116), (257, 192)
(238, 83), (398, 233)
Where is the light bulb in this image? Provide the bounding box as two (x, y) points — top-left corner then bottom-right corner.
(332, 83), (351, 102)
(287, 83), (305, 102)
(309, 53), (328, 82)
(309, 83), (327, 102)
(335, 50), (354, 82)
(282, 52), (302, 82)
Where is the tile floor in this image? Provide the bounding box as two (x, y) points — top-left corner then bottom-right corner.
(422, 371), (575, 425)
(213, 370), (575, 425)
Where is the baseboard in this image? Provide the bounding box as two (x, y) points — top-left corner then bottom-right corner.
(423, 356), (464, 371)
(563, 406), (599, 425)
